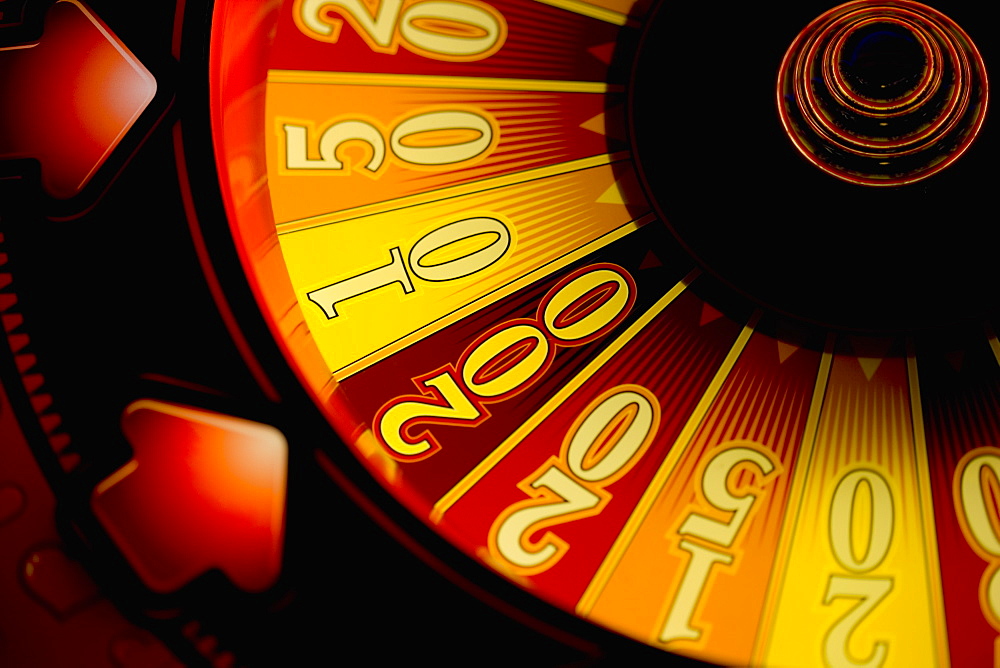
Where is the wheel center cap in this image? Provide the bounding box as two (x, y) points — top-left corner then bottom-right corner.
(629, 0), (993, 331)
(777, 0), (988, 187)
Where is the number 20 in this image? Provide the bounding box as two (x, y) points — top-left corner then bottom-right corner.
(824, 470), (895, 668)
(294, 0), (507, 61)
(490, 387), (659, 573)
(955, 448), (1000, 630)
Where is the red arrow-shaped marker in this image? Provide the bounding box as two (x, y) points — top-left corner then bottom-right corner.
(91, 400), (287, 593)
(0, 0), (156, 198)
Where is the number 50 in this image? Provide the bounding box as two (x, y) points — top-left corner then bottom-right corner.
(294, 0), (508, 61)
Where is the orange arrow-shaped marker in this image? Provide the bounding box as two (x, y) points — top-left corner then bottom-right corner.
(91, 400), (287, 594)
(0, 1), (155, 198)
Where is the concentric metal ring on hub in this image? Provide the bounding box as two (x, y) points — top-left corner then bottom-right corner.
(778, 0), (988, 186)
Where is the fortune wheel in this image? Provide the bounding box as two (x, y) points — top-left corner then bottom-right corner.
(0, 0), (996, 666)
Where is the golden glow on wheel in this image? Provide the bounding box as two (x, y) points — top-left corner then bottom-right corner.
(208, 0), (1000, 665)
